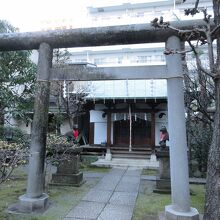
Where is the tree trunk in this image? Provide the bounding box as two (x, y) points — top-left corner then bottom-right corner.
(204, 78), (220, 220)
(0, 112), (4, 126)
(204, 2), (220, 219)
(0, 104), (4, 126)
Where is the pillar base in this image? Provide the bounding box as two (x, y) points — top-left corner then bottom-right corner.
(164, 205), (199, 220)
(105, 153), (112, 161)
(150, 154), (157, 162)
(105, 148), (112, 161)
(8, 193), (49, 214)
(19, 194), (49, 213)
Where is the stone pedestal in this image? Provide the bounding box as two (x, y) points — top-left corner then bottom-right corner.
(19, 194), (49, 213)
(154, 148), (171, 194)
(164, 205), (199, 220)
(105, 148), (112, 161)
(51, 148), (84, 186)
(8, 193), (49, 214)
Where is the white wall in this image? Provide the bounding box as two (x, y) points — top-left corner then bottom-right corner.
(94, 122), (107, 144)
(90, 110), (107, 122)
(90, 109), (107, 144)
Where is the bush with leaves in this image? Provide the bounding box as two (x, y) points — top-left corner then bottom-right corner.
(0, 125), (30, 146)
(190, 122), (212, 173)
(0, 140), (29, 183)
(0, 126), (30, 183)
(0, 20), (36, 126)
(46, 134), (79, 166)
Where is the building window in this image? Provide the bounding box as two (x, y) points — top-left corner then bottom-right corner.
(136, 12), (145, 17)
(75, 58), (87, 63)
(160, 55), (165, 62)
(98, 8), (104, 12)
(94, 58), (105, 65)
(118, 57), (123, 64)
(137, 56), (151, 63)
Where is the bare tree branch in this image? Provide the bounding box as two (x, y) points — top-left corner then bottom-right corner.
(184, 0), (200, 16)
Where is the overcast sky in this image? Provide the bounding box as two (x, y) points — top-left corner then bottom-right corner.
(0, 0), (163, 32)
(0, 0), (88, 32)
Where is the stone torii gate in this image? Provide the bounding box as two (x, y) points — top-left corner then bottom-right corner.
(0, 20), (203, 219)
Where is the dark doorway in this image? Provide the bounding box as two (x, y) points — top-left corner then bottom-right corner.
(114, 116), (151, 146)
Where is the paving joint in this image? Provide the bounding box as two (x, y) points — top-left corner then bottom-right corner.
(96, 167), (128, 220)
(64, 166), (142, 220)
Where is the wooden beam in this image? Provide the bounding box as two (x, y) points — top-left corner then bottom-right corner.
(103, 108), (165, 113)
(107, 113), (112, 147)
(151, 111), (156, 152)
(0, 19), (209, 51)
(89, 123), (94, 145)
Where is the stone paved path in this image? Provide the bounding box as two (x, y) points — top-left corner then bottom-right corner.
(64, 167), (142, 220)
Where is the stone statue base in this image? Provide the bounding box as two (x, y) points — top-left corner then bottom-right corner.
(51, 172), (84, 187)
(51, 153), (84, 187)
(153, 148), (171, 194)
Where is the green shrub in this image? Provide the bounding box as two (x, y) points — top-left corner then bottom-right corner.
(0, 125), (30, 148)
(190, 122), (212, 172)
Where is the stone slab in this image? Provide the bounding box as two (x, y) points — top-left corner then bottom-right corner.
(124, 168), (142, 176)
(66, 201), (105, 219)
(120, 176), (140, 184)
(115, 183), (139, 193)
(106, 170), (124, 175)
(92, 158), (159, 169)
(97, 203), (133, 220)
(82, 189), (112, 203)
(101, 175), (121, 183)
(109, 192), (138, 206)
(64, 218), (90, 220)
(94, 181), (118, 191)
(84, 172), (105, 179)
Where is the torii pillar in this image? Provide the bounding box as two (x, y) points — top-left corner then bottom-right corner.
(165, 36), (199, 220)
(18, 43), (53, 212)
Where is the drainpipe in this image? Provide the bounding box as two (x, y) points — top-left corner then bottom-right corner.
(129, 104), (132, 152)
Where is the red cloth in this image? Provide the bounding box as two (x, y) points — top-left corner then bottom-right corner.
(73, 129), (79, 138)
(160, 132), (169, 141)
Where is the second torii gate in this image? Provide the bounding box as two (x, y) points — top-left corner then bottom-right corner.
(0, 20), (203, 219)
